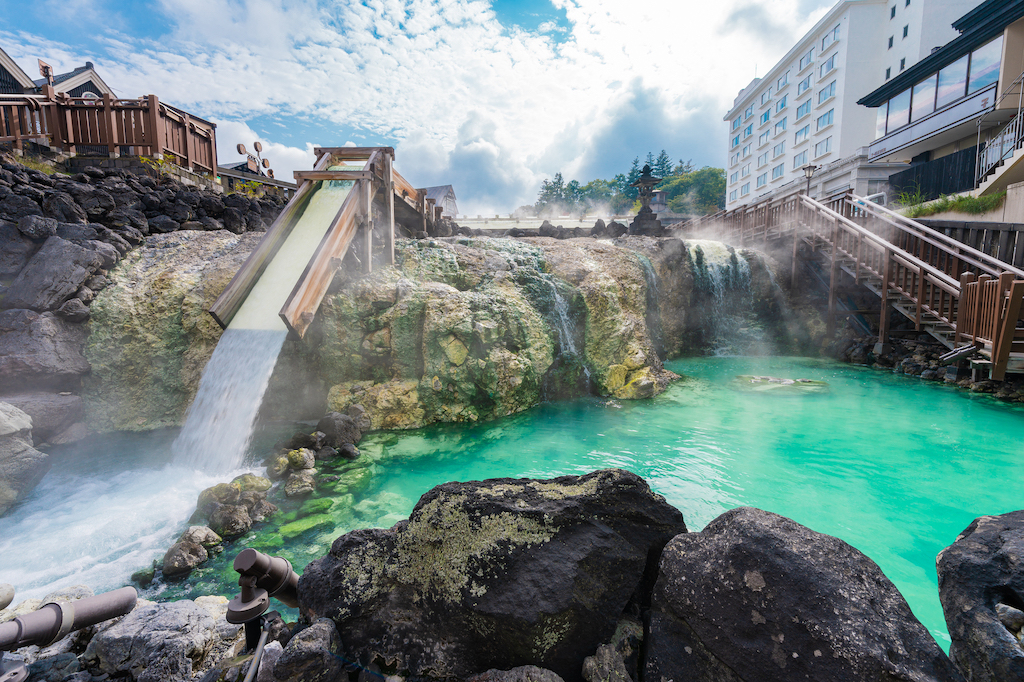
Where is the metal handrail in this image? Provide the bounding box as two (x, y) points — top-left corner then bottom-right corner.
(976, 69), (1024, 186)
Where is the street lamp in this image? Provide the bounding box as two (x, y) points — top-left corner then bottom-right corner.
(803, 164), (819, 196)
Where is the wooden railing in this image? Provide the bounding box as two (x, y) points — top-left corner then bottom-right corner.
(0, 87), (216, 174)
(681, 190), (1024, 378)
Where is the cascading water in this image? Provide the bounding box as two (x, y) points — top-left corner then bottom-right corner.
(172, 174), (356, 473)
(636, 254), (665, 359)
(545, 279), (590, 381)
(684, 239), (760, 355)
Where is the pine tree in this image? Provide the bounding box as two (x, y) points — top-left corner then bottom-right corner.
(654, 150), (673, 178)
(624, 158), (642, 200)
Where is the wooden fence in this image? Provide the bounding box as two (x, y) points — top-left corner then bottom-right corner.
(0, 86), (216, 174)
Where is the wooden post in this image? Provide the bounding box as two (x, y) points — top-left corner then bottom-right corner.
(364, 179), (373, 273)
(146, 95), (161, 158)
(992, 279), (1024, 380)
(915, 265), (924, 330)
(182, 113), (193, 171)
(877, 248), (893, 348)
(101, 93), (118, 157)
(827, 217), (839, 338)
(385, 151), (395, 265)
(955, 272), (976, 345)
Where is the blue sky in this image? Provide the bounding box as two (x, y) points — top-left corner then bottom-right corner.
(1, 0), (833, 213)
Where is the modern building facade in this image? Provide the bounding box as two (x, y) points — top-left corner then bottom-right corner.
(860, 0), (1024, 199)
(724, 0), (984, 209)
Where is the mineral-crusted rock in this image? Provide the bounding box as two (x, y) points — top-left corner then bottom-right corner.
(298, 469), (686, 681)
(163, 539), (209, 577)
(0, 401), (48, 515)
(467, 667), (566, 682)
(937, 511), (1024, 681)
(271, 618), (342, 682)
(83, 599), (220, 682)
(181, 525), (223, 548)
(5, 236), (102, 311)
(582, 645), (631, 682)
(284, 470), (315, 497)
(209, 504), (252, 538)
(645, 507), (962, 682)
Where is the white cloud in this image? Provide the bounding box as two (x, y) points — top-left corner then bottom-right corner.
(2, 0), (835, 213)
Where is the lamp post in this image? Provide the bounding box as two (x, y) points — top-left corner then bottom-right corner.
(803, 164), (819, 196)
(628, 164), (664, 236)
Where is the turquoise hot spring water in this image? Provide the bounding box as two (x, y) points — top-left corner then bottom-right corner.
(2, 356), (1023, 649)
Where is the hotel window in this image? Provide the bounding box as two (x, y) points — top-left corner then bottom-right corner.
(742, 143), (751, 158)
(757, 151), (769, 167)
(875, 104), (888, 138)
(729, 189), (738, 202)
(799, 48), (814, 71)
(911, 74), (936, 121)
(774, 117), (788, 135)
(761, 88), (772, 105)
(744, 104), (754, 119)
(816, 109), (833, 130)
(760, 110), (770, 125)
(793, 150), (808, 169)
(900, 58), (906, 71)
(820, 53), (837, 78)
(773, 141), (785, 158)
(814, 137), (832, 157)
(886, 67), (891, 80)
(771, 163), (785, 180)
(741, 163), (751, 178)
(936, 55), (968, 109)
(741, 182), (750, 196)
(797, 100), (812, 118)
(818, 80), (836, 104)
(890, 5), (896, 18)
(732, 134), (740, 148)
(888, 36), (893, 49)
(821, 25), (839, 51)
(756, 172), (768, 188)
(797, 75), (811, 95)
(902, 25), (908, 38)
(759, 130), (770, 146)
(776, 95), (788, 112)
(778, 72), (789, 90)
(732, 117), (741, 131)
(885, 87), (911, 131)
(969, 36), (1004, 93)
(743, 124), (753, 139)
(730, 152), (740, 166)
(794, 124), (810, 144)
(730, 171), (739, 184)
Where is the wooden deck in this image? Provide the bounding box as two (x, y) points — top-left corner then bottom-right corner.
(210, 147), (440, 339)
(680, 191), (1024, 380)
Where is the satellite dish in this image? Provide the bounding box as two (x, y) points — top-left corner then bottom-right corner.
(267, 169), (275, 178)
(236, 143), (247, 155)
(262, 158), (270, 168)
(253, 141), (263, 153)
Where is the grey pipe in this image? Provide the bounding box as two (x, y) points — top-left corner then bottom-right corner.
(0, 587), (136, 651)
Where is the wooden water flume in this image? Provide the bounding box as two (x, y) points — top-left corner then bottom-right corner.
(209, 147), (444, 338)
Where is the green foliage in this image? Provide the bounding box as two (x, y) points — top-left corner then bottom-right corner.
(901, 191), (1006, 218)
(662, 166), (726, 216)
(139, 155), (179, 177)
(230, 179), (265, 199)
(16, 155), (56, 175)
(653, 150), (674, 178)
(895, 183), (927, 208)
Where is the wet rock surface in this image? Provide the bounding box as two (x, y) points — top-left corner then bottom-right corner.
(646, 506), (962, 682)
(270, 618), (342, 682)
(0, 401), (48, 516)
(938, 511), (1024, 681)
(298, 468), (686, 681)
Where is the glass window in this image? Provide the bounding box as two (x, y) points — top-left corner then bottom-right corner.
(814, 137), (832, 157)
(818, 80), (836, 104)
(732, 117), (741, 131)
(890, 5), (896, 18)
(793, 150), (808, 168)
(741, 182), (750, 196)
(743, 124), (753, 138)
(729, 189), (738, 202)
(732, 134), (740, 148)
(730, 171), (739, 184)
(744, 104), (754, 119)
(816, 108), (833, 130)
(875, 104), (888, 139)
(741, 163), (751, 177)
(772, 163), (785, 180)
(820, 53), (837, 78)
(761, 88), (772, 105)
(969, 36), (1003, 94)
(936, 54), (969, 109)
(911, 74), (936, 121)
(756, 172), (768, 188)
(886, 87), (911, 131)
(776, 95), (788, 112)
(797, 100), (812, 118)
(759, 131), (770, 146)
(886, 67), (891, 80)
(822, 25), (840, 51)
(760, 110), (770, 125)
(799, 48), (815, 71)
(888, 36), (893, 49)
(797, 75), (811, 95)
(778, 71), (789, 90)
(902, 24), (908, 38)
(742, 143), (751, 157)
(795, 124), (810, 144)
(758, 151), (769, 166)
(775, 117), (788, 135)
(730, 152), (739, 166)
(773, 141), (786, 158)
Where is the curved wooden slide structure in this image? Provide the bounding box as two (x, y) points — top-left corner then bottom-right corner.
(209, 147), (445, 339)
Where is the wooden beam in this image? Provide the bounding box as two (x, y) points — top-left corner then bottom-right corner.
(293, 170), (373, 182)
(314, 146), (394, 159)
(385, 152), (395, 265)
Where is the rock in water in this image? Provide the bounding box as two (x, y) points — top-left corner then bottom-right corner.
(0, 401), (49, 516)
(645, 507), (961, 682)
(938, 511), (1024, 681)
(298, 469), (686, 681)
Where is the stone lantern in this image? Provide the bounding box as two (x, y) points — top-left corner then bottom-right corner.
(628, 164), (663, 236)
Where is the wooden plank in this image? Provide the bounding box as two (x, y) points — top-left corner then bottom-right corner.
(314, 146), (392, 159)
(879, 248), (893, 344)
(997, 230), (1013, 263)
(385, 151), (395, 266)
(293, 170), (373, 182)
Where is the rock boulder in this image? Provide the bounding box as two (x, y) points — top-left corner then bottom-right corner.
(0, 401), (48, 516)
(0, 309), (90, 392)
(298, 469), (686, 681)
(4, 236), (102, 311)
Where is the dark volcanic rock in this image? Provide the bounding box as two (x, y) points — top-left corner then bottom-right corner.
(56, 297), (90, 322)
(938, 511), (1024, 681)
(315, 411), (361, 447)
(0, 194), (43, 221)
(271, 618), (342, 682)
(148, 215), (180, 233)
(42, 191), (87, 224)
(209, 503), (252, 538)
(0, 309), (89, 391)
(5, 236), (102, 311)
(645, 507), (961, 682)
(468, 667), (565, 682)
(298, 469), (686, 682)
(0, 221), (38, 277)
(17, 215), (57, 240)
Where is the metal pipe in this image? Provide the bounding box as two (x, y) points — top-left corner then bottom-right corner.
(0, 587), (136, 651)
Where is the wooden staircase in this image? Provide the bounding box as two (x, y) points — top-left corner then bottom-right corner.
(680, 191), (1024, 379)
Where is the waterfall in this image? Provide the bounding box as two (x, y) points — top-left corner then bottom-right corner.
(636, 254), (665, 360)
(543, 278), (591, 389)
(685, 239), (758, 356)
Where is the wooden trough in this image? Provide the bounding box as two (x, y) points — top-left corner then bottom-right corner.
(209, 147), (441, 338)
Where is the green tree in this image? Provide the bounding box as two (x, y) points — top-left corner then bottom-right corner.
(661, 166), (726, 216)
(653, 150), (674, 178)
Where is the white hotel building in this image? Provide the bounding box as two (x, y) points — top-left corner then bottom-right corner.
(724, 0), (982, 209)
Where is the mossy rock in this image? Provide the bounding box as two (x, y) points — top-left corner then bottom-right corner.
(232, 474), (272, 492)
(280, 513), (334, 540)
(729, 375), (830, 394)
(334, 468), (372, 496)
(250, 534), (284, 551)
(301, 498), (336, 516)
(197, 482), (240, 509)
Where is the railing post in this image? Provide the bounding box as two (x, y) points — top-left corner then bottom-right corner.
(182, 112), (194, 172)
(101, 93), (118, 158)
(992, 279), (1024, 380)
(364, 178), (373, 273)
(827, 216), (840, 338)
(146, 95), (162, 158)
(955, 272), (976, 345)
(877, 248), (893, 352)
(384, 150), (395, 266)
